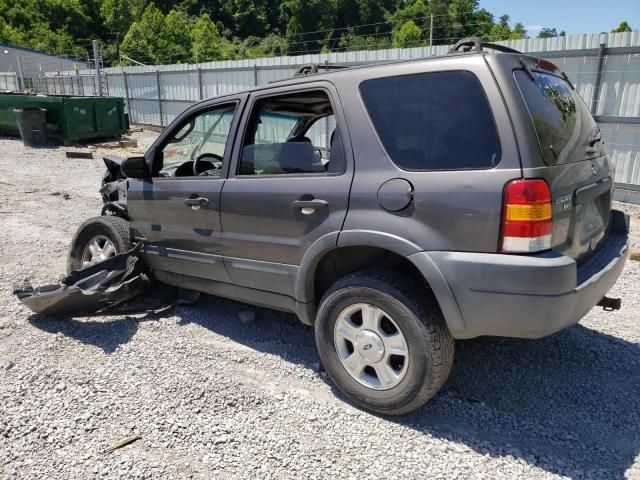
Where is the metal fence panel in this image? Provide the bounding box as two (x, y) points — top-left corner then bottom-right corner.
(257, 67), (297, 85)
(129, 98), (160, 126)
(0, 73), (19, 90)
(598, 54), (640, 117)
(33, 31), (640, 186)
(600, 123), (640, 186)
(160, 70), (199, 102)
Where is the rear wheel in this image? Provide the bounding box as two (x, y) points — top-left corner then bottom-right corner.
(315, 269), (454, 415)
(67, 216), (132, 273)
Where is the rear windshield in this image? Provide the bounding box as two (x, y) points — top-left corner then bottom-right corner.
(514, 70), (600, 165)
(359, 71), (501, 171)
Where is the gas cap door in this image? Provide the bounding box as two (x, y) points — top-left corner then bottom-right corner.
(377, 178), (414, 211)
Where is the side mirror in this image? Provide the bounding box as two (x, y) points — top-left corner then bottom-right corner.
(121, 156), (150, 179)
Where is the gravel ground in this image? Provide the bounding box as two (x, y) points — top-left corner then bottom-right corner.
(1, 133), (639, 480)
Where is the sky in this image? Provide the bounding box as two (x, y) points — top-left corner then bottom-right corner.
(479, 0), (640, 36)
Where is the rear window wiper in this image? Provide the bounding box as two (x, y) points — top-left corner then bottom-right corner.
(518, 58), (575, 90)
(518, 58), (536, 81)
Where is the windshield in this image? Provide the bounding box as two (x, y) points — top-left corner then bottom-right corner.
(514, 70), (602, 165)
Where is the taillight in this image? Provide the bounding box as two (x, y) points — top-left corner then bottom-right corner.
(501, 179), (552, 253)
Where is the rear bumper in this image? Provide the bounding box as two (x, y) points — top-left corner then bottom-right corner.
(410, 210), (630, 339)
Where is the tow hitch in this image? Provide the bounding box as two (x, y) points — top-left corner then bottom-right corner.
(597, 296), (622, 311)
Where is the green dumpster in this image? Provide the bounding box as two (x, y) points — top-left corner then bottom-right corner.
(0, 93), (127, 144)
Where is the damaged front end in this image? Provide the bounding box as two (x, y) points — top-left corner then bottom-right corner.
(14, 244), (149, 317)
(100, 156), (129, 219)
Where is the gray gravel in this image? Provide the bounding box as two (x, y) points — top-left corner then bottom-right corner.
(1, 133), (640, 479)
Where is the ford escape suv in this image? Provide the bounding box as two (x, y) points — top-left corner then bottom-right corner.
(68, 38), (630, 415)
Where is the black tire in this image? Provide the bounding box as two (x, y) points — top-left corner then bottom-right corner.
(315, 268), (454, 415)
(67, 216), (132, 273)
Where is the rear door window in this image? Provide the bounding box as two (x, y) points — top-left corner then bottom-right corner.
(239, 90), (340, 175)
(514, 70), (601, 165)
(359, 71), (501, 171)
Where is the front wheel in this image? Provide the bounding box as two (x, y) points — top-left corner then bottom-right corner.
(67, 216), (132, 273)
(315, 269), (454, 415)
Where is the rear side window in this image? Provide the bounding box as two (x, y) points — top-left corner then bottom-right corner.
(359, 71), (501, 171)
(514, 70), (599, 165)
(239, 90), (341, 175)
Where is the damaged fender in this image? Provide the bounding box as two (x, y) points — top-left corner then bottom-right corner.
(13, 243), (150, 317)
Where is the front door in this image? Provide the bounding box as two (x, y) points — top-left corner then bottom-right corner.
(128, 98), (244, 282)
(220, 84), (353, 297)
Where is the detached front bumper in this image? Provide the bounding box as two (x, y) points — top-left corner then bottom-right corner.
(410, 210), (630, 339)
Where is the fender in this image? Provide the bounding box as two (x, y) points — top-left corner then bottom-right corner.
(295, 230), (422, 303)
(407, 251), (467, 338)
(294, 230), (467, 337)
(295, 232), (340, 303)
(337, 230), (422, 256)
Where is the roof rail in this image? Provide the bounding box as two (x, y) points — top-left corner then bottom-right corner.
(293, 63), (350, 77)
(448, 37), (522, 55)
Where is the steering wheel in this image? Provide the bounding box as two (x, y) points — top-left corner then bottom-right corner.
(193, 153), (223, 176)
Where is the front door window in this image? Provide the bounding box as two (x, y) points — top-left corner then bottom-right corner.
(157, 104), (236, 177)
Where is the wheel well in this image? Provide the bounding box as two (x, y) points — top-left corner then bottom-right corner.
(313, 246), (430, 304)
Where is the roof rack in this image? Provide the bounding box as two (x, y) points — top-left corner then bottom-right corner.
(293, 63), (350, 77)
(448, 37), (522, 55)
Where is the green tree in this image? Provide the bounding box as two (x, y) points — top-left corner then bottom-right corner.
(191, 13), (227, 62)
(0, 0), (537, 64)
(386, 0), (430, 30)
(448, 0), (479, 39)
(100, 0), (135, 56)
(429, 0), (452, 45)
(335, 0), (387, 29)
(386, 0), (430, 48)
(537, 27), (559, 38)
(45, 0), (94, 42)
(259, 33), (288, 56)
(338, 29), (386, 51)
(280, 0), (336, 54)
(120, 4), (167, 64)
(487, 22), (510, 41)
(512, 22), (527, 39)
(486, 14), (524, 41)
(222, 0), (270, 38)
(392, 20), (422, 48)
(0, 17), (27, 45)
(473, 9), (495, 39)
(611, 21), (632, 33)
(330, 0), (387, 50)
(164, 9), (192, 63)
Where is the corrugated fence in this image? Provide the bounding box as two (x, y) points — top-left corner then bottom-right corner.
(3, 32), (640, 188)
(0, 73), (19, 91)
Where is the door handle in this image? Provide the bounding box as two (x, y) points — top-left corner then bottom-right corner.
(184, 197), (209, 210)
(291, 198), (329, 214)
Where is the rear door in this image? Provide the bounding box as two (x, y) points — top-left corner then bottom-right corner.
(513, 62), (613, 263)
(219, 83), (353, 297)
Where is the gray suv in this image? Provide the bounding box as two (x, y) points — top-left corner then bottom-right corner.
(69, 39), (630, 415)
